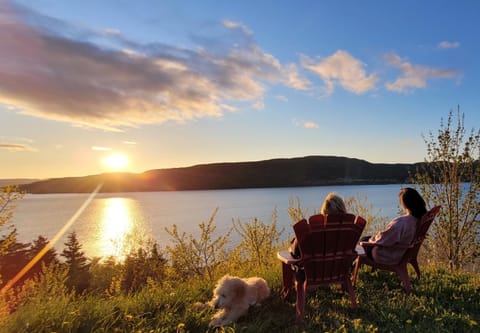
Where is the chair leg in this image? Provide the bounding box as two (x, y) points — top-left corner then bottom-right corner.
(295, 279), (306, 325)
(344, 278), (358, 308)
(410, 258), (421, 279)
(351, 256), (361, 286)
(281, 263), (295, 301)
(396, 266), (412, 293)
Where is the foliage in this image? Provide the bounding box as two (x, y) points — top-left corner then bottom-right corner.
(120, 241), (167, 293)
(231, 209), (285, 269)
(165, 208), (231, 283)
(0, 186), (23, 261)
(2, 262), (479, 332)
(61, 231), (91, 293)
(412, 107), (480, 270)
(345, 193), (390, 235)
(287, 196), (309, 222)
(1, 195), (480, 332)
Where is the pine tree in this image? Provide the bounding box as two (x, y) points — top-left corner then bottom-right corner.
(61, 231), (91, 292)
(28, 236), (59, 278)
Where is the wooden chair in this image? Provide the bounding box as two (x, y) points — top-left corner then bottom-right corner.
(277, 213), (366, 324)
(351, 205), (441, 293)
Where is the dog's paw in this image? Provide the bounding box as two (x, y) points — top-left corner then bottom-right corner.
(208, 317), (222, 328)
(192, 301), (208, 311)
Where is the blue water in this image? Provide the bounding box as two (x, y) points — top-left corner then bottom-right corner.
(11, 184), (405, 258)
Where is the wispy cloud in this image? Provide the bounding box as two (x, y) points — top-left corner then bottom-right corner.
(123, 141), (137, 145)
(92, 146), (112, 151)
(0, 4), (308, 131)
(0, 143), (36, 152)
(301, 50), (378, 95)
(275, 95), (288, 102)
(292, 118), (318, 129)
(438, 41), (460, 49)
(303, 121), (319, 129)
(0, 136), (36, 151)
(385, 53), (458, 93)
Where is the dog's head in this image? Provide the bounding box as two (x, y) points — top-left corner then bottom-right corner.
(210, 275), (246, 309)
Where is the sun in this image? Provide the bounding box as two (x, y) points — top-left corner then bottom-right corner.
(102, 153), (129, 170)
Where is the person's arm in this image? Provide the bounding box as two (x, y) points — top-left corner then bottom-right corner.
(369, 217), (402, 247)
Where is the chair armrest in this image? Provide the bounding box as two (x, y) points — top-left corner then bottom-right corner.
(359, 241), (413, 249)
(359, 241), (376, 248)
(277, 250), (302, 265)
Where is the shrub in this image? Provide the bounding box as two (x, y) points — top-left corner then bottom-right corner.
(412, 107), (480, 270)
(165, 208), (231, 282)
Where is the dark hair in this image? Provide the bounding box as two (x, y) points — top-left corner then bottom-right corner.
(399, 187), (427, 219)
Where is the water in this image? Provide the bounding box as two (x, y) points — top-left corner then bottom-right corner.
(10, 184), (404, 259)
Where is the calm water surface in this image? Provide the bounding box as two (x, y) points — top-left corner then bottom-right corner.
(11, 184), (404, 259)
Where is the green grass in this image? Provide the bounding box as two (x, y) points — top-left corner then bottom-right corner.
(2, 265), (479, 333)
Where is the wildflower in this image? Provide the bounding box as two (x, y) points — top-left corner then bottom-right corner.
(176, 323), (186, 333)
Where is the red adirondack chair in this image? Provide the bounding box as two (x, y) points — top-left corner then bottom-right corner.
(352, 205), (441, 293)
(277, 213), (366, 324)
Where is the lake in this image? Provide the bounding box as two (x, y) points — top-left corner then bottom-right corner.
(10, 184), (405, 259)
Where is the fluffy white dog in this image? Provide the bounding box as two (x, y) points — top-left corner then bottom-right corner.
(208, 274), (270, 327)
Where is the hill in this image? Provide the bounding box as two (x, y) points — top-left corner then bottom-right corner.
(0, 178), (39, 187)
(18, 156), (420, 194)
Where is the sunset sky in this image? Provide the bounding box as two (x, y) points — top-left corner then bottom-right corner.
(1, 0), (479, 179)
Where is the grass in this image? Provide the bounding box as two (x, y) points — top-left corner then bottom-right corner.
(1, 265), (479, 333)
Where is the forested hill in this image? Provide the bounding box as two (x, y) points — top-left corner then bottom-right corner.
(19, 156), (420, 194)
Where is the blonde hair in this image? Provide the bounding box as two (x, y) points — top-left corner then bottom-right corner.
(320, 192), (347, 215)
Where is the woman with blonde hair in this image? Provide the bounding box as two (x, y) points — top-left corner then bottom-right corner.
(289, 192), (347, 258)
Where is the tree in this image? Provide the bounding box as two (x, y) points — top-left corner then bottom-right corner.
(61, 231), (91, 292)
(0, 186), (23, 260)
(412, 107), (480, 270)
(121, 242), (168, 292)
(27, 236), (59, 278)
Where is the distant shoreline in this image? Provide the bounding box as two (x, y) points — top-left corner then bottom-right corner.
(15, 155), (420, 194)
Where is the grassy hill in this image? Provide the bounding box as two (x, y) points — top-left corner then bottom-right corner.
(19, 156), (419, 193)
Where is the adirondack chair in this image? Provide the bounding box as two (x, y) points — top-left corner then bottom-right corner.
(351, 205), (441, 293)
(277, 213), (366, 324)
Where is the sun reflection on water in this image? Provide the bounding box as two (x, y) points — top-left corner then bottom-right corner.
(97, 197), (143, 260)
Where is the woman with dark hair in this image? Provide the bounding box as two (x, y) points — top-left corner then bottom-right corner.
(362, 187), (427, 264)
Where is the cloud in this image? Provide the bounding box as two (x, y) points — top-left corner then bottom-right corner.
(0, 143), (36, 151)
(122, 141), (137, 145)
(301, 50), (378, 95)
(275, 95), (288, 102)
(438, 41), (460, 49)
(92, 146), (112, 151)
(385, 53), (458, 93)
(0, 4), (308, 131)
(292, 118), (318, 129)
(303, 121), (319, 129)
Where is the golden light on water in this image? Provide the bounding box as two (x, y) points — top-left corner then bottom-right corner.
(97, 197), (140, 260)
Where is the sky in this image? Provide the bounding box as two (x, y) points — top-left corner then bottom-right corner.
(1, 0), (479, 179)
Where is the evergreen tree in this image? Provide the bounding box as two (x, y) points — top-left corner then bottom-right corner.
(61, 231), (91, 292)
(27, 236), (59, 278)
(122, 242), (167, 292)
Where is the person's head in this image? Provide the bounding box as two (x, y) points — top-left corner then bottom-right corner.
(321, 192), (347, 215)
(399, 187), (427, 218)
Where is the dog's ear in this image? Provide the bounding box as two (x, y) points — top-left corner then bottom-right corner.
(232, 279), (246, 300)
